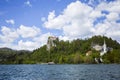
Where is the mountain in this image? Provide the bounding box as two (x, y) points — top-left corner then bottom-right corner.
(0, 47), (13, 51)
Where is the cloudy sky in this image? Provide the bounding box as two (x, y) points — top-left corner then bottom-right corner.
(0, 0), (120, 50)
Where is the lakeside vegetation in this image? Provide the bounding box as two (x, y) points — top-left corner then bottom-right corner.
(0, 36), (120, 64)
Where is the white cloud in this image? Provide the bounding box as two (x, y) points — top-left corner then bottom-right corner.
(59, 36), (69, 41)
(89, 10), (103, 19)
(43, 0), (120, 43)
(18, 40), (38, 50)
(43, 1), (94, 39)
(33, 33), (52, 46)
(44, 10), (66, 29)
(24, 0), (32, 7)
(17, 33), (52, 51)
(6, 19), (15, 25)
(96, 0), (120, 13)
(106, 12), (119, 22)
(1, 0), (120, 51)
(0, 25), (52, 50)
(17, 25), (41, 38)
(93, 22), (109, 35)
(0, 26), (19, 43)
(94, 0), (120, 37)
(0, 25), (44, 50)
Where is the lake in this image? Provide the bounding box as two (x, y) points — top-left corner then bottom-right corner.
(0, 64), (120, 80)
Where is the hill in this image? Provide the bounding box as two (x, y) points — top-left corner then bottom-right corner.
(0, 48), (32, 64)
(0, 35), (120, 64)
(31, 35), (120, 64)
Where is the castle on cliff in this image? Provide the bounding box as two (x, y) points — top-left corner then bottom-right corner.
(46, 36), (57, 51)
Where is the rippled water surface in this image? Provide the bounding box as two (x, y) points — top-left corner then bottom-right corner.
(0, 64), (120, 80)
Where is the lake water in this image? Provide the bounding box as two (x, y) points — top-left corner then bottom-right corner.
(0, 64), (120, 80)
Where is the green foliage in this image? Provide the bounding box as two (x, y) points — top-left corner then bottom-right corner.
(103, 49), (120, 63)
(31, 35), (120, 64)
(0, 48), (32, 64)
(73, 52), (84, 64)
(84, 56), (94, 64)
(0, 35), (120, 64)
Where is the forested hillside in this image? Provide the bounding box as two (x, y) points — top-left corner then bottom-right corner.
(31, 36), (120, 64)
(0, 36), (120, 64)
(0, 48), (32, 64)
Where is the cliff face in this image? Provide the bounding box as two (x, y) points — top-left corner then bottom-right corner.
(46, 36), (58, 51)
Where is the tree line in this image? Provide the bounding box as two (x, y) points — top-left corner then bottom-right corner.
(0, 35), (120, 64)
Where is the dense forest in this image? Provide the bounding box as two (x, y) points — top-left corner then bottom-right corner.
(0, 48), (32, 64)
(0, 35), (120, 64)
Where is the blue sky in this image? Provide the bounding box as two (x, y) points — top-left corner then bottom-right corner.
(0, 0), (120, 50)
(0, 0), (76, 26)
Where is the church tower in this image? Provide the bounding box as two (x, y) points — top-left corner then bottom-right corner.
(100, 39), (107, 56)
(103, 39), (107, 53)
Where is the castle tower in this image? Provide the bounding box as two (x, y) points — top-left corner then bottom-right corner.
(47, 36), (57, 51)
